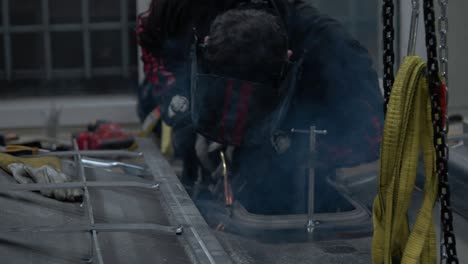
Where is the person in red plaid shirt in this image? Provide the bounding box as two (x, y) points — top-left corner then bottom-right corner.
(137, 0), (383, 214)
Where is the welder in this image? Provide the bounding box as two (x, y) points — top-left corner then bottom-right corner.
(137, 0), (383, 214)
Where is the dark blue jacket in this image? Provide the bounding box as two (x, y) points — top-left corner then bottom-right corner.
(137, 0), (384, 214)
(232, 1), (384, 214)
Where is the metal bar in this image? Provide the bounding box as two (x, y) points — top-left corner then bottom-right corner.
(407, 0), (420, 55)
(82, 0), (91, 79)
(30, 150), (143, 158)
(41, 0), (52, 80)
(92, 22), (136, 30)
(10, 66), (137, 79)
(81, 157), (146, 171)
(139, 138), (233, 264)
(92, 67), (128, 76)
(0, 223), (182, 235)
(290, 127), (328, 234)
(120, 0), (129, 78)
(2, 0), (12, 80)
(73, 140), (105, 264)
(7, 25), (43, 32)
(0, 23), (137, 33)
(307, 126), (317, 234)
(0, 181), (159, 192)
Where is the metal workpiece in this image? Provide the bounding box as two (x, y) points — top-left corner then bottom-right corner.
(0, 223), (181, 235)
(0, 138), (229, 264)
(0, 181), (160, 192)
(30, 150), (143, 158)
(81, 157), (147, 172)
(73, 140), (105, 264)
(408, 0), (420, 55)
(139, 138), (234, 264)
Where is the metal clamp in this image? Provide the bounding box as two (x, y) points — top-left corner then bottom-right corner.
(291, 126), (327, 234)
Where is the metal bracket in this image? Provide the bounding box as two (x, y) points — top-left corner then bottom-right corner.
(291, 126), (328, 234)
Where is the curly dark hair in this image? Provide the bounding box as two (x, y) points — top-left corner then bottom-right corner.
(137, 0), (289, 58)
(203, 9), (288, 82)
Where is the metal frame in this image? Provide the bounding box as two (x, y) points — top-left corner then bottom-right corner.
(0, 139), (233, 264)
(0, 0), (137, 81)
(0, 142), (182, 264)
(139, 139), (234, 264)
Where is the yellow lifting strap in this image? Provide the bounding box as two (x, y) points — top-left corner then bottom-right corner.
(372, 56), (439, 264)
(160, 121), (174, 156)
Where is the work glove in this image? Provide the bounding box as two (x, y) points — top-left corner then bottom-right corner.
(195, 134), (222, 173)
(7, 163), (83, 202)
(0, 152), (83, 202)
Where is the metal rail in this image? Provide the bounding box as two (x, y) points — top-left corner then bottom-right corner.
(0, 139), (235, 263)
(140, 139), (234, 264)
(0, 22), (136, 33)
(0, 67), (137, 79)
(0, 145), (184, 263)
(28, 150), (143, 158)
(73, 139), (105, 264)
(0, 181), (159, 191)
(0, 223), (181, 235)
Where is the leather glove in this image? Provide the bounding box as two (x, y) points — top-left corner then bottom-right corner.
(195, 134), (222, 172)
(195, 134), (235, 180)
(8, 163), (83, 202)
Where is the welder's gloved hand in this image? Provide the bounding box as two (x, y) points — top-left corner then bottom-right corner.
(7, 163), (83, 202)
(195, 134), (235, 180)
(195, 134), (222, 173)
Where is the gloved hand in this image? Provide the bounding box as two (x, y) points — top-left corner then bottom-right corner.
(8, 163), (83, 202)
(195, 134), (222, 173)
(195, 134), (234, 180)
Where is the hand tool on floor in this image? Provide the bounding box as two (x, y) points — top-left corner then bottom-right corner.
(74, 120), (135, 150)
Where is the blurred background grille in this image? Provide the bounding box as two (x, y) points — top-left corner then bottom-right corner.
(0, 0), (138, 98)
(0, 0), (385, 98)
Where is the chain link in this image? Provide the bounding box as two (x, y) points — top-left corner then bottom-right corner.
(439, 0), (449, 90)
(438, 0), (449, 135)
(422, 0), (459, 263)
(382, 0), (395, 114)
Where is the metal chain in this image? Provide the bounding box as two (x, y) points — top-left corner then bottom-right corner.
(422, 0), (459, 263)
(438, 0), (458, 262)
(438, 0), (449, 89)
(382, 0), (395, 114)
